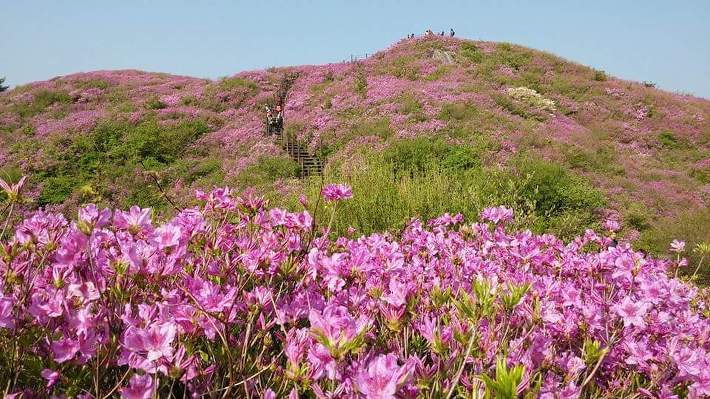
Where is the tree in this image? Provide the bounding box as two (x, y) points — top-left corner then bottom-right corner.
(0, 77), (8, 92)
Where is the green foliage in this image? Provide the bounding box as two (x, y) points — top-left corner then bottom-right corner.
(562, 144), (625, 176)
(353, 70), (368, 98)
(218, 77), (258, 92)
(383, 137), (480, 176)
(439, 102), (477, 121)
(296, 149), (603, 241)
(459, 42), (483, 63)
(74, 79), (110, 90)
(398, 94), (426, 122)
(493, 43), (533, 70)
(625, 203), (652, 231)
(593, 69), (608, 81)
(515, 156), (605, 215)
(144, 96), (167, 110)
(347, 117), (392, 142)
(493, 94), (545, 121)
(39, 175), (81, 206)
(481, 358), (526, 399)
(234, 156), (300, 187)
(657, 131), (686, 149)
(13, 89), (72, 118)
(637, 208), (710, 283)
(34, 118), (210, 207)
(424, 65), (450, 81)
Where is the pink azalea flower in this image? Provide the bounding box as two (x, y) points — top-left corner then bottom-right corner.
(670, 239), (685, 253)
(114, 206), (153, 234)
(308, 305), (370, 354)
(0, 175), (27, 202)
(123, 321), (177, 362)
(480, 206), (514, 224)
(613, 296), (650, 328)
(41, 369), (60, 389)
(603, 219), (620, 232)
(0, 298), (14, 329)
(52, 338), (80, 363)
(355, 353), (412, 399)
(321, 183), (353, 202)
(120, 374), (154, 399)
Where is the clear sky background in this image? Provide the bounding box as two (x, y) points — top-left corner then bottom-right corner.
(2, 1), (709, 98)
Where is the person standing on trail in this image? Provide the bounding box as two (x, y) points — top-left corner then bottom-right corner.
(274, 104), (283, 132)
(450, 28), (455, 37)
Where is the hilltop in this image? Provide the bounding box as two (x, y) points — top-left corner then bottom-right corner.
(0, 36), (708, 260)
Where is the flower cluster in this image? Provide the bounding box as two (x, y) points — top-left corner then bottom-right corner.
(0, 186), (707, 398)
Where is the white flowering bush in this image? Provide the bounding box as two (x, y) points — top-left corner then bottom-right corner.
(507, 86), (556, 112)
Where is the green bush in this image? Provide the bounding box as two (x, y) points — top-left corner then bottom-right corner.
(657, 131), (687, 149)
(144, 97), (167, 110)
(218, 77), (258, 92)
(39, 175), (81, 206)
(32, 118), (211, 209)
(637, 209), (710, 283)
(383, 137), (480, 176)
(14, 90), (72, 118)
(459, 42), (483, 63)
(493, 43), (532, 70)
(515, 156), (605, 215)
(294, 150), (603, 241)
(593, 69), (607, 81)
(354, 70), (368, 98)
(234, 156), (300, 187)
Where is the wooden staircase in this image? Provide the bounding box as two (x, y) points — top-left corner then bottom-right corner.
(275, 130), (323, 177)
(268, 72), (323, 178)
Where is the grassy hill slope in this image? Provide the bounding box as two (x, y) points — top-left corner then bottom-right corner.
(1, 36), (708, 262)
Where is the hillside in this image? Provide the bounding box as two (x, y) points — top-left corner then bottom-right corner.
(0, 36), (708, 258)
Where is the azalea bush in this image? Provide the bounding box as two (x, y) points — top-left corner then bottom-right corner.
(0, 179), (709, 398)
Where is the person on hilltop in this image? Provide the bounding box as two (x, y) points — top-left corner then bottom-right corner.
(440, 31), (445, 36)
(450, 28), (455, 37)
(265, 103), (283, 135)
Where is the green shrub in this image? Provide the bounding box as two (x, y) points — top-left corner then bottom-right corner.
(347, 118), (392, 143)
(657, 131), (686, 149)
(234, 156), (300, 187)
(562, 145), (624, 176)
(637, 209), (710, 283)
(32, 117), (211, 209)
(439, 102), (479, 121)
(494, 43), (532, 70)
(218, 77), (258, 92)
(39, 175), (80, 206)
(459, 42), (483, 63)
(354, 70), (368, 98)
(593, 69), (607, 81)
(14, 90), (72, 118)
(383, 137), (480, 176)
(294, 150), (602, 241)
(144, 97), (167, 110)
(515, 156), (605, 215)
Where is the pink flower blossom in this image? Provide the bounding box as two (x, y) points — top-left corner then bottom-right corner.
(120, 374), (154, 399)
(355, 353), (412, 399)
(670, 239), (685, 253)
(613, 296), (650, 328)
(480, 206), (514, 224)
(321, 184), (353, 202)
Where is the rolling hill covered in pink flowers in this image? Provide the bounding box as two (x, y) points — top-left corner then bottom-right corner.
(0, 36), (708, 262)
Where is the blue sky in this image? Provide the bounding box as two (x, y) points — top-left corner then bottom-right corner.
(2, 1), (709, 98)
